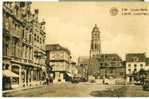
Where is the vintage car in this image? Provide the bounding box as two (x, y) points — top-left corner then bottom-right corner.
(71, 77), (80, 83)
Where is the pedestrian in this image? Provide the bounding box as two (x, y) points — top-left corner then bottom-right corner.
(46, 77), (49, 85)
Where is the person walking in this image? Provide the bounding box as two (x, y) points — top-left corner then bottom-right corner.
(46, 76), (49, 85)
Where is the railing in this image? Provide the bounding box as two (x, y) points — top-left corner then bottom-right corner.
(11, 56), (22, 62)
(28, 60), (33, 64)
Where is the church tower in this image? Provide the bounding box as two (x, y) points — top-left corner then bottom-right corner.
(90, 24), (101, 58)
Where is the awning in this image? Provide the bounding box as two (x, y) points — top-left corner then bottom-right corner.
(3, 70), (19, 78)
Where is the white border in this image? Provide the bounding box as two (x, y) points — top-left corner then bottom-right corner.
(0, 0), (148, 99)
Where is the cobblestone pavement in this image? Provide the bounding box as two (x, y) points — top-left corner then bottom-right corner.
(3, 83), (121, 97)
(3, 83), (148, 97)
(125, 85), (149, 97)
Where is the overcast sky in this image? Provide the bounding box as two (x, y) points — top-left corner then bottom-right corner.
(31, 2), (149, 62)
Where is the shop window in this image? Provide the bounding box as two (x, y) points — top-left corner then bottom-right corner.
(12, 78), (19, 85)
(5, 64), (9, 70)
(11, 66), (19, 85)
(21, 72), (25, 83)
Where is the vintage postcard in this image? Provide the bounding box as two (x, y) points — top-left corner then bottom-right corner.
(2, 1), (149, 97)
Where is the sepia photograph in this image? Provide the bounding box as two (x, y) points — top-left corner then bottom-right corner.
(2, 1), (149, 97)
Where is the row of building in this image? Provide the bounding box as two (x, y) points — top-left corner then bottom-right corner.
(3, 2), (149, 90)
(2, 2), (78, 90)
(78, 24), (149, 84)
(78, 53), (149, 83)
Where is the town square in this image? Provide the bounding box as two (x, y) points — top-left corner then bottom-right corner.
(2, 2), (149, 97)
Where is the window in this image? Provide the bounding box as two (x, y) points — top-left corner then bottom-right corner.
(134, 64), (137, 68)
(128, 69), (131, 74)
(100, 63), (103, 66)
(128, 64), (131, 68)
(34, 34), (36, 41)
(43, 39), (45, 44)
(134, 69), (137, 72)
(5, 64), (9, 70)
(29, 34), (31, 43)
(3, 43), (8, 56)
(37, 36), (39, 42)
(22, 29), (25, 39)
(91, 42), (93, 49)
(40, 38), (42, 44)
(94, 44), (97, 49)
(140, 64), (143, 68)
(12, 40), (17, 56)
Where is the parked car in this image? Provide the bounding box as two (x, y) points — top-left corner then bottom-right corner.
(71, 77), (80, 83)
(80, 77), (87, 82)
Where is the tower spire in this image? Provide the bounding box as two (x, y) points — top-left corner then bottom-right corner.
(90, 24), (101, 57)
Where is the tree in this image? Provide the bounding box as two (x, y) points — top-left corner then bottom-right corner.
(133, 69), (147, 85)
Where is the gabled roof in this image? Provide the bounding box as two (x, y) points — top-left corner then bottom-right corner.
(146, 58), (149, 65)
(96, 53), (122, 62)
(46, 44), (70, 55)
(126, 53), (146, 62)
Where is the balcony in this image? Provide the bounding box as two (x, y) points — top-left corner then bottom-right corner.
(3, 56), (11, 61)
(11, 56), (22, 63)
(28, 60), (33, 64)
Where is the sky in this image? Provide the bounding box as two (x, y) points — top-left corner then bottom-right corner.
(31, 2), (149, 62)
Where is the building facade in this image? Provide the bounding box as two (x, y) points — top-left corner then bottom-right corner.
(126, 53), (146, 83)
(78, 56), (89, 79)
(3, 2), (46, 90)
(70, 61), (78, 77)
(96, 54), (125, 79)
(46, 44), (71, 83)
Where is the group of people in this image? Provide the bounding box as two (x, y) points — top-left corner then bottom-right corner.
(45, 76), (53, 85)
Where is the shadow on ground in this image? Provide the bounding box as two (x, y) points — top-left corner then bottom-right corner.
(90, 86), (126, 97)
